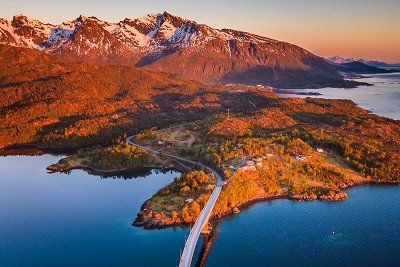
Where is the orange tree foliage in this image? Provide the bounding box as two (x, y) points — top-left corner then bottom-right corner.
(77, 142), (153, 170)
(142, 170), (215, 223)
(1, 45), (279, 149)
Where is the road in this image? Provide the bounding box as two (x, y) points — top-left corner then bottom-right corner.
(126, 134), (225, 267)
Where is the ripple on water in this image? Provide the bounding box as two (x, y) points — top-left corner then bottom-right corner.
(205, 186), (400, 266)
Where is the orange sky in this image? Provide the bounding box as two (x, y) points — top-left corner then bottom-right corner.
(257, 6), (400, 63)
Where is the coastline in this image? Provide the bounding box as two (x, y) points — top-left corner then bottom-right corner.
(133, 176), (400, 230)
(3, 73), (400, 231)
(46, 159), (186, 177)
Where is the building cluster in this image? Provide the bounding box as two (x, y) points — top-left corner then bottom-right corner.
(238, 154), (274, 171)
(295, 148), (324, 161)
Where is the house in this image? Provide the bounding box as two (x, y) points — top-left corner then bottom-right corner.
(185, 198), (194, 203)
(241, 165), (256, 171)
(245, 160), (255, 166)
(263, 153), (274, 158)
(295, 155), (309, 161)
(254, 158), (263, 166)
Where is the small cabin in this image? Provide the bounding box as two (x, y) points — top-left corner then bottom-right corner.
(245, 160), (255, 166)
(185, 198), (194, 204)
(295, 155), (309, 161)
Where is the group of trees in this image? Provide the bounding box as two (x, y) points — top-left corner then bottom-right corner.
(299, 128), (400, 182)
(143, 170), (216, 224)
(157, 170), (214, 198)
(213, 146), (362, 215)
(77, 142), (153, 170)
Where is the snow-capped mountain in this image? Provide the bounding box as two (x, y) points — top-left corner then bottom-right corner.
(327, 56), (400, 68)
(1, 13), (202, 58)
(0, 12), (343, 87)
(326, 56), (359, 64)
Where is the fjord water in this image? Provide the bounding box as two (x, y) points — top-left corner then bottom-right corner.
(206, 186), (400, 266)
(281, 72), (400, 120)
(0, 155), (187, 266)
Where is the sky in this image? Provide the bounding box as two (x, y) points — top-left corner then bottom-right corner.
(1, 0), (399, 63)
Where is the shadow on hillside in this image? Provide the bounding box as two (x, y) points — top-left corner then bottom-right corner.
(0, 74), (65, 89)
(31, 89), (278, 149)
(135, 47), (180, 67)
(220, 65), (342, 89)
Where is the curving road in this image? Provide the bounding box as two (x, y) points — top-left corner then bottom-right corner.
(126, 134), (224, 267)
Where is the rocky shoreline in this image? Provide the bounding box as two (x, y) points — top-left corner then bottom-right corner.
(134, 178), (400, 229)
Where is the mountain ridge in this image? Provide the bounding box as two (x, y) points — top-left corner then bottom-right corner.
(327, 56), (400, 68)
(1, 12), (350, 88)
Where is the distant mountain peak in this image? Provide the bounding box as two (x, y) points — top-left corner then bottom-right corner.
(327, 55), (399, 68)
(76, 15), (97, 22)
(11, 14), (50, 27)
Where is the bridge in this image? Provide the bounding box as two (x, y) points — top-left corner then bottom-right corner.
(178, 176), (222, 267)
(126, 134), (226, 267)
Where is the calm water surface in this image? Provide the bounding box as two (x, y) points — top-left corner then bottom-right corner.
(1, 73), (400, 266)
(280, 73), (400, 120)
(0, 155), (187, 266)
(207, 186), (400, 266)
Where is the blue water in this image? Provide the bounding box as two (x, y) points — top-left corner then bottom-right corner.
(206, 186), (400, 266)
(0, 155), (187, 266)
(280, 73), (400, 120)
(2, 158), (400, 267)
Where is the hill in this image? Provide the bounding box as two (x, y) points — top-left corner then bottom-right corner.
(335, 61), (399, 74)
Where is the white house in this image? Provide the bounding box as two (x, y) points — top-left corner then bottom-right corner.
(185, 198), (194, 203)
(295, 155), (309, 161)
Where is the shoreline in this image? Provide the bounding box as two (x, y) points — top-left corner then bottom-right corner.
(214, 179), (400, 220)
(134, 178), (400, 230)
(46, 161), (185, 177)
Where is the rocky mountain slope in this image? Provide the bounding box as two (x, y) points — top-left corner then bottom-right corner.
(0, 12), (346, 88)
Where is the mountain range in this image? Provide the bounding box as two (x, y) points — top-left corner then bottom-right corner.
(335, 61), (399, 75)
(327, 56), (400, 68)
(0, 12), (351, 88)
